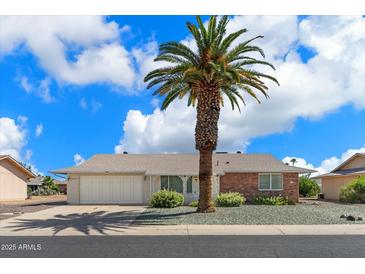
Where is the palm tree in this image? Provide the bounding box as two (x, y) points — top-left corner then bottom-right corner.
(290, 158), (297, 166)
(144, 16), (279, 212)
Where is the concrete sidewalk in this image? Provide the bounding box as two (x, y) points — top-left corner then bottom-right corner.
(114, 224), (365, 236)
(1, 223), (365, 236)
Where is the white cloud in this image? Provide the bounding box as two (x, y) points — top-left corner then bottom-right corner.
(73, 153), (85, 165)
(38, 78), (54, 103)
(79, 98), (102, 113)
(90, 98), (102, 113)
(24, 149), (33, 162)
(283, 144), (365, 176)
(23, 150), (41, 175)
(17, 115), (28, 126)
(115, 16), (365, 154)
(132, 40), (170, 90)
(0, 116), (42, 174)
(0, 117), (27, 160)
(16, 76), (33, 93)
(0, 16), (136, 89)
(35, 123), (43, 138)
(80, 98), (88, 109)
(115, 102), (195, 153)
(150, 98), (160, 108)
(14, 75), (55, 103)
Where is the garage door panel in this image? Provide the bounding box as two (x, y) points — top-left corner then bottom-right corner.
(80, 175), (143, 204)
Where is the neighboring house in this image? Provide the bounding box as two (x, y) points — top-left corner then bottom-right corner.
(51, 153), (315, 205)
(0, 155), (36, 201)
(28, 175), (43, 192)
(313, 153), (365, 200)
(28, 176), (67, 193)
(54, 179), (67, 193)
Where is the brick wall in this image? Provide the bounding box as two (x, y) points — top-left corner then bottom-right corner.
(219, 172), (299, 202)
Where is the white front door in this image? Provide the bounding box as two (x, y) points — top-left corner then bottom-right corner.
(80, 175), (144, 204)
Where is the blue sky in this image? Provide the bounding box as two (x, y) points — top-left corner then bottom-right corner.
(0, 15), (365, 176)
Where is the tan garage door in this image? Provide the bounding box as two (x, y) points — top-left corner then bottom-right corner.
(80, 175), (143, 204)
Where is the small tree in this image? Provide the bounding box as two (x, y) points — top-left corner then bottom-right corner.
(41, 176), (60, 194)
(299, 176), (320, 197)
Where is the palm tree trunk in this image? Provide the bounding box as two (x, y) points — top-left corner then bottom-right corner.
(195, 84), (220, 213)
(197, 148), (215, 212)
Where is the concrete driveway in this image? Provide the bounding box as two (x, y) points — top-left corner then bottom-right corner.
(0, 205), (146, 236)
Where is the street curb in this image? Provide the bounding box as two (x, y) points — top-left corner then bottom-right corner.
(1, 224), (365, 236)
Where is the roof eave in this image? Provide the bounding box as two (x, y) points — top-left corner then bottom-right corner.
(221, 169), (316, 174)
(330, 153), (365, 173)
(50, 170), (147, 175)
(0, 155), (36, 178)
(313, 171), (365, 179)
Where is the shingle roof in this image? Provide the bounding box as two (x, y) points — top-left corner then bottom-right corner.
(313, 153), (365, 179)
(50, 153), (316, 175)
(312, 167), (365, 179)
(331, 153), (365, 173)
(28, 176), (66, 185)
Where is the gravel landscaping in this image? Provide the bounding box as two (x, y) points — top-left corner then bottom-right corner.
(0, 195), (66, 220)
(134, 200), (365, 225)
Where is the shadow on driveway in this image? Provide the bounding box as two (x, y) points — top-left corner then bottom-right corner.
(5, 210), (143, 235)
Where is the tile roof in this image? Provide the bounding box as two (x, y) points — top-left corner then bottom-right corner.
(51, 153), (316, 175)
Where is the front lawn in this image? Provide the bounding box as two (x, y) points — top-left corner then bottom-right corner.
(134, 201), (365, 225)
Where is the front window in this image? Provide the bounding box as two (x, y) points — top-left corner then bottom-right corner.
(259, 174), (283, 190)
(161, 176), (183, 193)
(186, 176), (193, 193)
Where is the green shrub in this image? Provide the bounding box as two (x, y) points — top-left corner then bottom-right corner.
(340, 176), (365, 203)
(253, 195), (294, 205)
(299, 176), (320, 197)
(189, 200), (198, 207)
(30, 187), (59, 196)
(150, 190), (184, 208)
(215, 192), (245, 207)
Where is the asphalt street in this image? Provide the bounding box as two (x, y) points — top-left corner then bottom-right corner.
(1, 235), (365, 257)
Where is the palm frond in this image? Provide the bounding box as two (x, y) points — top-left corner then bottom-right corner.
(226, 45), (266, 62)
(196, 16), (208, 46)
(220, 29), (247, 53)
(159, 42), (199, 65)
(144, 15), (279, 112)
(232, 59), (276, 70)
(207, 15), (217, 43)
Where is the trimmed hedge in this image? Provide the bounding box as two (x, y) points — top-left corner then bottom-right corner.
(150, 190), (184, 208)
(299, 176), (320, 197)
(253, 195), (295, 205)
(340, 176), (365, 203)
(215, 192), (245, 207)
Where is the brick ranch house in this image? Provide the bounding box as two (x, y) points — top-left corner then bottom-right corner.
(51, 153), (315, 205)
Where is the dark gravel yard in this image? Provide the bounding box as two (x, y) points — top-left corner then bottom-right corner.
(0, 196), (66, 220)
(134, 200), (365, 225)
